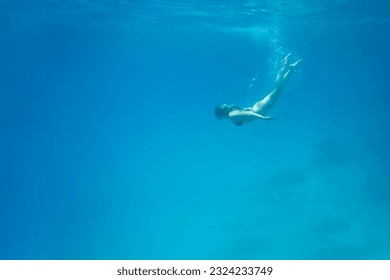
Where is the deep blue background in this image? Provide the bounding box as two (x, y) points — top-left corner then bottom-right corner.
(0, 0), (389, 259)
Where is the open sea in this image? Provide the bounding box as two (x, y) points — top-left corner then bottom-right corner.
(0, 0), (389, 259)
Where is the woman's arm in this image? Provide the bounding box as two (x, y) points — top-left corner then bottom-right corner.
(246, 111), (275, 121)
(229, 109), (275, 121)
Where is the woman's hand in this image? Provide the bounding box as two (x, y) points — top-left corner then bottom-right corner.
(265, 116), (276, 121)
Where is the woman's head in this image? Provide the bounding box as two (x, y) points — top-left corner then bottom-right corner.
(214, 104), (233, 120)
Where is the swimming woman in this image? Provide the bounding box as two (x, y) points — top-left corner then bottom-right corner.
(214, 53), (301, 126)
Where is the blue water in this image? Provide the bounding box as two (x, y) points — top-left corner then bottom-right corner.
(1, 0), (389, 259)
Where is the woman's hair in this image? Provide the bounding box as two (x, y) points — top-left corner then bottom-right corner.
(214, 104), (233, 120)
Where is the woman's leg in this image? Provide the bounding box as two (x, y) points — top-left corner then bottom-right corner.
(253, 54), (301, 115)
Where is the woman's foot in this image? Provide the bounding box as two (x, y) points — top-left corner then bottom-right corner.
(282, 53), (292, 66)
(289, 59), (302, 70)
